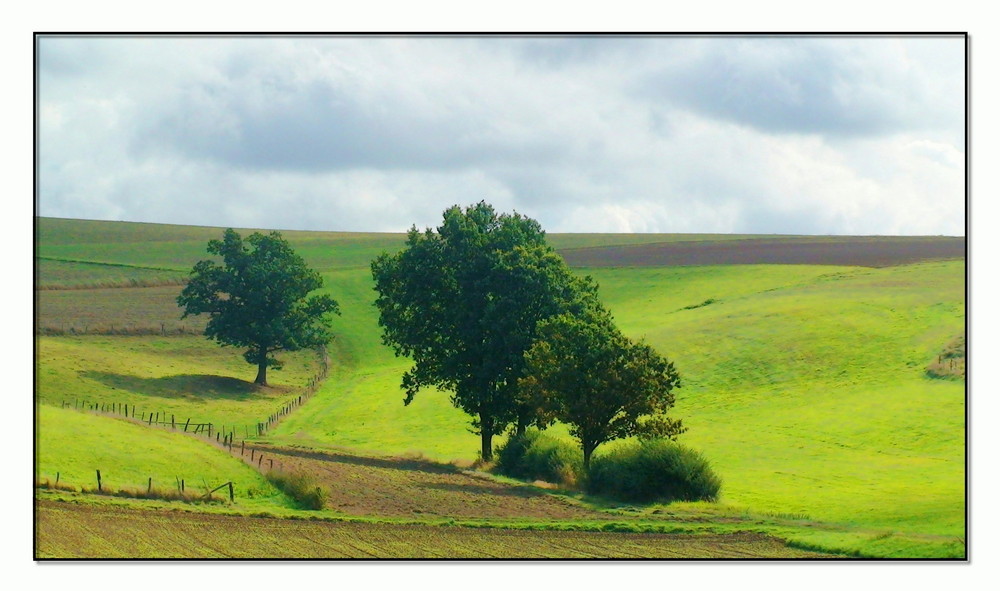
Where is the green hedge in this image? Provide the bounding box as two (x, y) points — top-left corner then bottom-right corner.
(494, 429), (583, 487)
(586, 439), (721, 503)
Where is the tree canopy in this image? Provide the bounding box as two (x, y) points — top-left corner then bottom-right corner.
(177, 228), (340, 386)
(519, 310), (685, 469)
(371, 202), (597, 460)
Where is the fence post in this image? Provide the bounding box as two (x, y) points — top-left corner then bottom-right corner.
(251, 449), (255, 462)
(172, 415), (175, 429)
(96, 470), (102, 492)
(148, 477), (152, 494)
(184, 418), (190, 432)
(228, 482), (234, 502)
(269, 458), (273, 471)
(208, 423), (213, 438)
(241, 440), (245, 456)
(55, 472), (60, 485)
(181, 479), (185, 492)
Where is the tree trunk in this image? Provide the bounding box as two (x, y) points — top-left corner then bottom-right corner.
(480, 419), (494, 462)
(254, 360), (268, 386)
(583, 442), (596, 472)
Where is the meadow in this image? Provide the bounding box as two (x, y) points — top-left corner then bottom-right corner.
(33, 217), (966, 558)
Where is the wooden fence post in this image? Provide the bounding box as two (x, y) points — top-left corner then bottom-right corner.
(184, 418), (191, 432)
(148, 477), (152, 494)
(96, 470), (102, 492)
(228, 482), (234, 502)
(172, 415), (175, 429)
(251, 449), (255, 462)
(241, 440), (245, 456)
(55, 472), (60, 485)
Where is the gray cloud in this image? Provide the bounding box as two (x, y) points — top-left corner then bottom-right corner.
(37, 35), (966, 236)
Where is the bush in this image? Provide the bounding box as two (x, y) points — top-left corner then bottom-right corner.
(586, 439), (721, 503)
(494, 429), (583, 487)
(267, 472), (327, 510)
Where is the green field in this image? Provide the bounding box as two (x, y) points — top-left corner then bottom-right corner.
(36, 406), (292, 510)
(34, 217), (966, 558)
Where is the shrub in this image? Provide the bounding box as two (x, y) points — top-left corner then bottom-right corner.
(267, 471), (327, 510)
(494, 429), (583, 487)
(586, 439), (721, 503)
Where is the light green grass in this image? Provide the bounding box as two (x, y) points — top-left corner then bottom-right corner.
(36, 405), (293, 510)
(36, 336), (321, 433)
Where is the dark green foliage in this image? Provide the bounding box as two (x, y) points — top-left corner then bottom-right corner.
(177, 229), (340, 385)
(267, 472), (328, 510)
(586, 439), (721, 503)
(494, 429), (583, 487)
(371, 202), (597, 460)
(520, 311), (684, 468)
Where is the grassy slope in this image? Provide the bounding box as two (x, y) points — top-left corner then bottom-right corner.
(36, 336), (321, 432)
(36, 406), (292, 510)
(34, 217), (966, 557)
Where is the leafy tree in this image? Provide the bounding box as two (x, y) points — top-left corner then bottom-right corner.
(519, 310), (685, 469)
(177, 229), (340, 386)
(371, 202), (597, 460)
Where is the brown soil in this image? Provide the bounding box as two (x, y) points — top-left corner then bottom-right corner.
(244, 444), (605, 520)
(558, 236), (965, 268)
(35, 499), (835, 559)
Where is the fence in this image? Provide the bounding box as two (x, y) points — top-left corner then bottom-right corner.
(37, 469), (235, 503)
(51, 345), (331, 497)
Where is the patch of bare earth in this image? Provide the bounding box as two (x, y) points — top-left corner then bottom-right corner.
(558, 236), (965, 268)
(35, 499), (835, 559)
(248, 445), (603, 520)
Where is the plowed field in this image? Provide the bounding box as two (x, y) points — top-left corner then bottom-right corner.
(559, 236), (965, 267)
(35, 500), (834, 559)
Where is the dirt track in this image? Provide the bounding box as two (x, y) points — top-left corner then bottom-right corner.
(35, 499), (835, 559)
(558, 236), (965, 268)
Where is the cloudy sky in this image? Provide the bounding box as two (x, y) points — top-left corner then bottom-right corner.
(36, 35), (966, 235)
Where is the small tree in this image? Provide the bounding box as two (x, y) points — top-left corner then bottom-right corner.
(520, 311), (685, 469)
(177, 229), (340, 385)
(371, 202), (597, 460)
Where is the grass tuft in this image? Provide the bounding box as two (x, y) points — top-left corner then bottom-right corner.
(266, 471), (328, 510)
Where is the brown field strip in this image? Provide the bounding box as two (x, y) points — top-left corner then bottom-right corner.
(242, 445), (605, 520)
(558, 236), (965, 268)
(35, 500), (834, 559)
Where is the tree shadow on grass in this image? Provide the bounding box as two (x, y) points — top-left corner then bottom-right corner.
(79, 371), (273, 401)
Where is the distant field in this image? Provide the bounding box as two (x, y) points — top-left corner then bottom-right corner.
(560, 236), (965, 267)
(35, 499), (834, 559)
(36, 406), (291, 510)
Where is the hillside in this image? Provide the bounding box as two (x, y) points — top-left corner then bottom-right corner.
(33, 217), (966, 558)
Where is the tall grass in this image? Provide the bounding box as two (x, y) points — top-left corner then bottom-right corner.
(266, 472), (328, 510)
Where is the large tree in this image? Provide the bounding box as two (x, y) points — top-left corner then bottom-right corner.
(519, 310), (685, 469)
(371, 202), (597, 460)
(177, 229), (340, 386)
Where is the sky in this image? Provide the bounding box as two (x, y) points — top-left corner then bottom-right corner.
(36, 35), (966, 235)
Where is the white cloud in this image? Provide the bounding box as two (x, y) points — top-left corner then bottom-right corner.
(36, 35), (966, 236)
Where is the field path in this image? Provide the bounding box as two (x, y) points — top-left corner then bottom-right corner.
(35, 499), (835, 559)
(243, 445), (606, 520)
